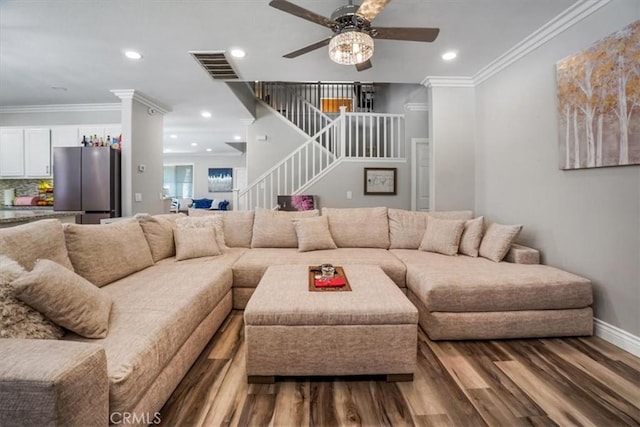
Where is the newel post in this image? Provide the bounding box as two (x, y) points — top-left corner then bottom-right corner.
(339, 105), (347, 158)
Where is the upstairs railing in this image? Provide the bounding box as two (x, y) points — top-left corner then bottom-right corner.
(235, 107), (405, 210)
(255, 82), (332, 145)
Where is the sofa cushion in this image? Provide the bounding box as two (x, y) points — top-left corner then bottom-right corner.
(394, 250), (593, 312)
(293, 216), (337, 252)
(418, 218), (465, 256)
(135, 213), (185, 262)
(458, 216), (484, 257)
(63, 259), (232, 415)
(232, 248), (406, 288)
(479, 222), (523, 262)
(322, 207), (389, 248)
(174, 227), (221, 261)
(12, 259), (112, 339)
(0, 219), (73, 271)
(189, 210), (255, 248)
(64, 221), (154, 287)
(175, 215), (227, 251)
(388, 209), (474, 249)
(251, 209), (319, 248)
(0, 255), (64, 339)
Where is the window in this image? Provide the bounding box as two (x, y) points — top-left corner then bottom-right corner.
(163, 164), (193, 198)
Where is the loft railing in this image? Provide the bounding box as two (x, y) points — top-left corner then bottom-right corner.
(235, 107), (405, 210)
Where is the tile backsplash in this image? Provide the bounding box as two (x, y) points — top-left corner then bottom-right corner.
(0, 179), (53, 196)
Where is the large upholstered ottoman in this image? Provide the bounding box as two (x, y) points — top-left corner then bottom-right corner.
(244, 265), (418, 383)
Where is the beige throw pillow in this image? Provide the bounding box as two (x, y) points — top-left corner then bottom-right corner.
(0, 219), (74, 271)
(135, 213), (179, 262)
(251, 209), (319, 248)
(458, 216), (484, 257)
(64, 220), (154, 287)
(479, 223), (523, 262)
(174, 227), (221, 261)
(293, 216), (337, 252)
(175, 215), (227, 251)
(12, 259), (113, 339)
(419, 218), (466, 256)
(0, 255), (64, 340)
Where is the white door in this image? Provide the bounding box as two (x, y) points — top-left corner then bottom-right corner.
(411, 138), (431, 211)
(0, 128), (25, 177)
(24, 128), (51, 176)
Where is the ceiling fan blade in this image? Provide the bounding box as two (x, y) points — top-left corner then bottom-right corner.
(269, 0), (336, 29)
(374, 27), (440, 42)
(283, 38), (332, 59)
(356, 60), (372, 72)
(356, 0), (390, 22)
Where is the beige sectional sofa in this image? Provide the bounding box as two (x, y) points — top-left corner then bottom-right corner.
(0, 206), (593, 426)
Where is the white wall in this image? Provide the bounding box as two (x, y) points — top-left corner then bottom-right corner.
(163, 153), (246, 206)
(474, 0), (640, 336)
(430, 86), (476, 211)
(305, 160), (410, 209)
(130, 100), (164, 215)
(0, 110), (120, 126)
(246, 103), (306, 182)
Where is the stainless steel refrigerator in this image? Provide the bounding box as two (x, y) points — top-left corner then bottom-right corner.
(53, 147), (121, 224)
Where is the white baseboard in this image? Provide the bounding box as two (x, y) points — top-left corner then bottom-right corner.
(593, 318), (640, 357)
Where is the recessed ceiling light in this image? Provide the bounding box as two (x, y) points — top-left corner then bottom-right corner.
(442, 51), (457, 61)
(201, 111), (212, 118)
(191, 142), (198, 146)
(230, 49), (246, 58)
(233, 135), (242, 140)
(125, 50), (143, 60)
(169, 134), (177, 139)
(206, 148), (213, 152)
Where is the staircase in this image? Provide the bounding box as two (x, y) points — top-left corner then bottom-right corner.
(235, 82), (405, 210)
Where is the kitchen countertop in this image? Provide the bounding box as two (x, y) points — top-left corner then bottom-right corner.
(0, 209), (82, 225)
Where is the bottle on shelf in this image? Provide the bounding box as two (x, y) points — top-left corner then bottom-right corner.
(81, 135), (88, 147)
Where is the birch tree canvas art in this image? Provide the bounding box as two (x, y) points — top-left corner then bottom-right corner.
(556, 20), (640, 170)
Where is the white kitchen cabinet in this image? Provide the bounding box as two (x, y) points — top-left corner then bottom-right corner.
(24, 128), (51, 177)
(0, 128), (25, 177)
(51, 126), (80, 148)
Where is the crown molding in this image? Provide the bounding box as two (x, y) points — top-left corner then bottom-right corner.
(421, 76), (475, 88)
(404, 103), (429, 112)
(110, 89), (171, 115)
(0, 103), (121, 114)
(163, 151), (243, 157)
(473, 0), (611, 84)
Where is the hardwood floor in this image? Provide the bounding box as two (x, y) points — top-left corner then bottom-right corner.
(160, 311), (640, 426)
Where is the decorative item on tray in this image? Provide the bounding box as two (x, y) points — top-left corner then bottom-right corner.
(308, 265), (352, 292)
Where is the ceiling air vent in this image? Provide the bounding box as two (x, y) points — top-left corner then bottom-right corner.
(190, 52), (239, 80)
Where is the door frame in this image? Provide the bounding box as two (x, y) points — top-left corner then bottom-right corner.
(410, 137), (433, 211)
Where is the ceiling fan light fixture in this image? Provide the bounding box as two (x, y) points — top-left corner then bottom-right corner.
(328, 30), (374, 65)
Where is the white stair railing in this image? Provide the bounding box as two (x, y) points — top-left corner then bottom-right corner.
(343, 112), (405, 159)
(234, 107), (406, 210)
(236, 120), (341, 210)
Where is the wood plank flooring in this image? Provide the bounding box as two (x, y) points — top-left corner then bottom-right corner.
(160, 311), (640, 426)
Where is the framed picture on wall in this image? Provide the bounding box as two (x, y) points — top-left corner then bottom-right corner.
(364, 167), (397, 195)
(208, 168), (233, 192)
